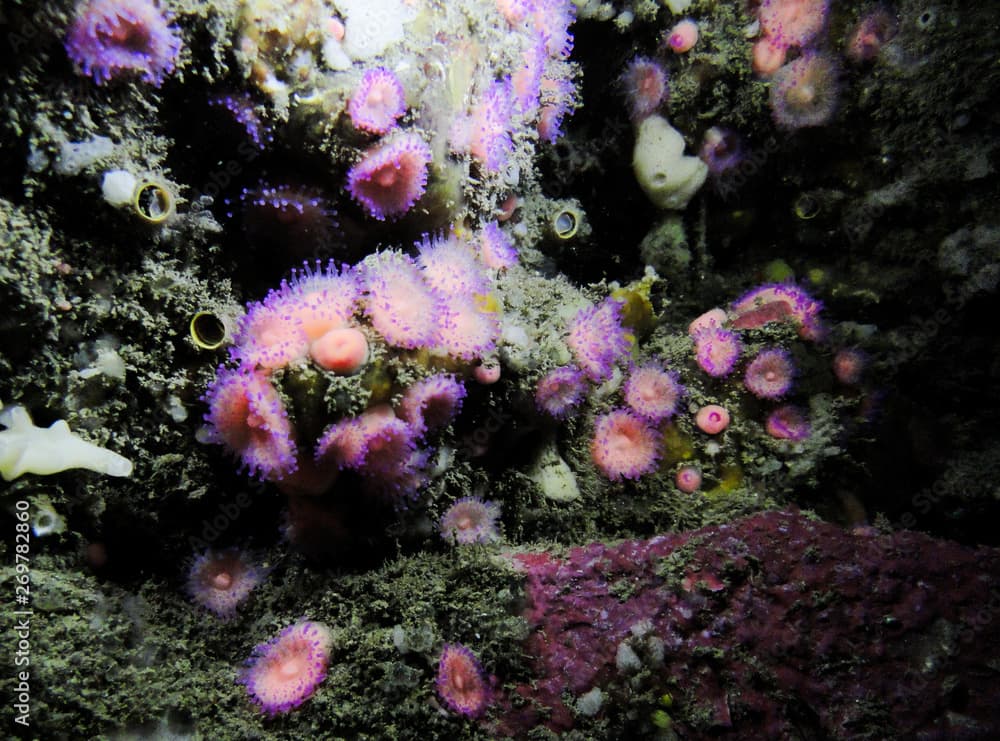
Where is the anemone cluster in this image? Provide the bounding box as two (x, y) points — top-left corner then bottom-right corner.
(201, 229), (514, 504)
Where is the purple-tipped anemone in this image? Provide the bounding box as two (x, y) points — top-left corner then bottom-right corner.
(187, 548), (263, 620)
(240, 182), (339, 259)
(478, 222), (518, 270)
(744, 348), (795, 399)
(624, 364), (685, 422)
(209, 92), (273, 148)
(398, 374), (467, 438)
(416, 234), (490, 298)
(314, 417), (368, 470)
(360, 251), (442, 348)
(435, 295), (502, 361)
(758, 0), (830, 50)
(591, 409), (660, 481)
(566, 298), (631, 382)
(440, 497), (501, 545)
(538, 77), (574, 144)
(348, 67), (406, 134)
(693, 327), (742, 378)
(469, 78), (515, 172)
(357, 415), (426, 501)
(346, 133), (431, 221)
(766, 404), (811, 441)
(315, 407), (425, 501)
(770, 52), (840, 130)
(535, 365), (588, 419)
(621, 56), (668, 122)
(65, 0), (182, 86)
(699, 126), (744, 178)
(202, 366), (297, 480)
(283, 259), (359, 310)
(436, 643), (490, 718)
(229, 290), (310, 371)
(239, 621), (332, 715)
(497, 0), (533, 25)
(533, 0), (576, 59)
(512, 38), (546, 114)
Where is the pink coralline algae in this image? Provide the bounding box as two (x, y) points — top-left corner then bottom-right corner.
(186, 548), (263, 620)
(240, 620), (332, 715)
(436, 643), (490, 718)
(65, 0), (182, 86)
(439, 497), (501, 545)
(500, 510), (1000, 737)
(348, 67), (407, 134)
(346, 134), (432, 220)
(566, 298), (631, 382)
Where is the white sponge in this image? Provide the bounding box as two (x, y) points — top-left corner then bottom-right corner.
(335, 0), (417, 60)
(632, 115), (707, 210)
(0, 404), (133, 481)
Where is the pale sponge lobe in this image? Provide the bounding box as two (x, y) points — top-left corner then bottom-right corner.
(632, 115), (708, 210)
(0, 403), (133, 481)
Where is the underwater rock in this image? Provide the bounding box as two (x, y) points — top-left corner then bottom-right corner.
(500, 510), (1000, 737)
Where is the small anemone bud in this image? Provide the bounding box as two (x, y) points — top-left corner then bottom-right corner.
(473, 358), (501, 385)
(695, 404), (730, 434)
(666, 19), (699, 53)
(675, 464), (702, 493)
(309, 327), (369, 374)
